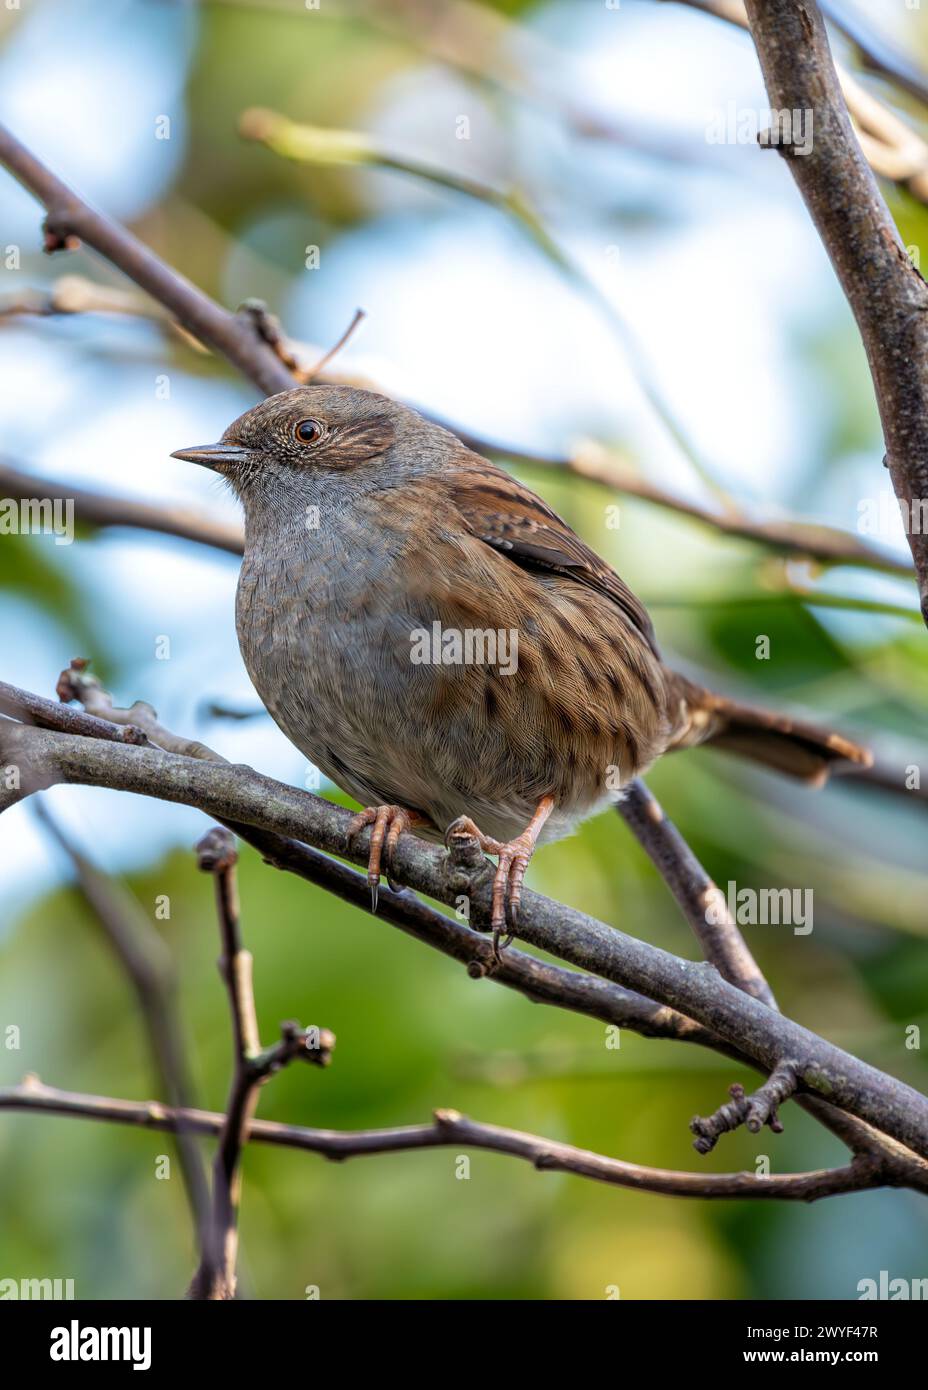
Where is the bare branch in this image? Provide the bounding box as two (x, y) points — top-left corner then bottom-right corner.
(691, 1062), (800, 1153)
(614, 778), (915, 1167)
(675, 0), (928, 204)
(561, 440), (911, 578)
(197, 828), (260, 1061)
(0, 459), (244, 555)
(188, 826), (334, 1300)
(816, 0), (928, 110)
(0, 1078), (902, 1204)
(0, 678), (149, 745)
(617, 782), (776, 1008)
(1, 679), (730, 1057)
(56, 659), (219, 761)
(4, 712), (928, 1163)
(301, 307), (367, 382)
(32, 671), (926, 1175)
(739, 0), (928, 622)
(0, 272), (210, 352)
(0, 122), (295, 397)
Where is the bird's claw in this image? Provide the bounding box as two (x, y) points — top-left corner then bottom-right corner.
(346, 804), (413, 912)
(490, 836), (535, 961)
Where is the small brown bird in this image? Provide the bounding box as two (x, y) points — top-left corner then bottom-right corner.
(174, 386), (871, 949)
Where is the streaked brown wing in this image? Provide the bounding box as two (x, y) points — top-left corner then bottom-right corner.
(444, 459), (660, 657)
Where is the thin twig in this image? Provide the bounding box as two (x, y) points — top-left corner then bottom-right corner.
(615, 781), (912, 1164)
(617, 781), (776, 1008)
(0, 122), (295, 396)
(56, 659), (219, 762)
(0, 1078), (902, 1203)
(0, 459), (245, 556)
(0, 272), (210, 351)
(691, 1061), (800, 1153)
(300, 307), (366, 382)
(0, 679), (149, 745)
(188, 827), (334, 1299)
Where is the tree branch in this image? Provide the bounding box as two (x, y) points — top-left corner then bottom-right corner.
(31, 669), (927, 1177)
(741, 0), (928, 623)
(0, 1077), (902, 1204)
(691, 1062), (799, 1153)
(0, 123), (294, 397)
(1, 678), (735, 1059)
(616, 774), (921, 1168)
(675, 0), (928, 203)
(188, 827), (334, 1299)
(4, 711), (928, 1163)
(617, 782), (776, 1008)
(0, 459), (244, 555)
(817, 0), (928, 110)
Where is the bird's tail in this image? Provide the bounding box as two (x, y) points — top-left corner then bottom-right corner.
(668, 674), (873, 786)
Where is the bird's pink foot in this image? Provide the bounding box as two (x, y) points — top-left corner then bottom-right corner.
(346, 804), (427, 909)
(445, 796), (555, 960)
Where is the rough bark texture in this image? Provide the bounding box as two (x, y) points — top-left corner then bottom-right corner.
(5, 720), (928, 1162)
(744, 0), (928, 622)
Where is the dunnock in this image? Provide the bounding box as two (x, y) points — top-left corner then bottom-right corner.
(174, 386), (871, 950)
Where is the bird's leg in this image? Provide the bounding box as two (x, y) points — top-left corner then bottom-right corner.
(346, 804), (431, 909)
(446, 795), (555, 960)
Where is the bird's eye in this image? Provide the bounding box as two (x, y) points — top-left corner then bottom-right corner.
(294, 418), (326, 445)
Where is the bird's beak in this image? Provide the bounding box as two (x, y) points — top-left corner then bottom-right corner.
(170, 442), (250, 471)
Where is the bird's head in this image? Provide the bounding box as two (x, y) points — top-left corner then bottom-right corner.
(172, 385), (451, 518)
